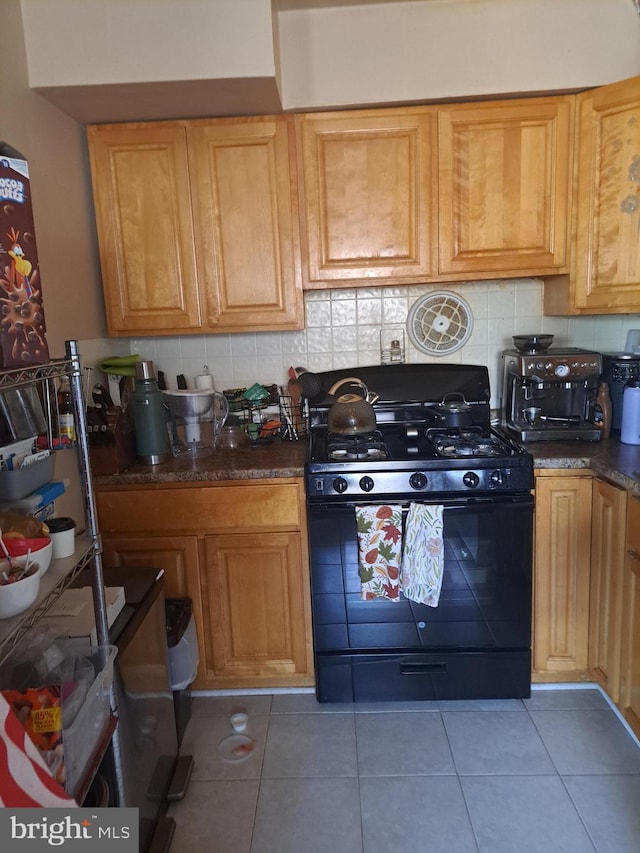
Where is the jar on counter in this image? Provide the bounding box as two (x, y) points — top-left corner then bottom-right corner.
(593, 381), (612, 439)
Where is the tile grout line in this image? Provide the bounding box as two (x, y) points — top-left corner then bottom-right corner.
(248, 694), (273, 853)
(352, 711), (366, 853)
(439, 708), (482, 853)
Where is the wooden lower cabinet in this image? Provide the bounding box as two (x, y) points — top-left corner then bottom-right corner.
(588, 478), (627, 702)
(100, 535), (207, 681)
(620, 496), (640, 739)
(205, 532), (311, 683)
(532, 471), (593, 680)
(96, 479), (314, 690)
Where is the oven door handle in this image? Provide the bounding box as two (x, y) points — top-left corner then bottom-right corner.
(308, 494), (533, 513)
(400, 660), (447, 675)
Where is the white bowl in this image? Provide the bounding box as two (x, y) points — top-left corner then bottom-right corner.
(0, 563), (40, 618)
(3, 537), (52, 577)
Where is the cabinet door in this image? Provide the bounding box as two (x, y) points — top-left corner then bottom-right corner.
(438, 97), (572, 276)
(188, 117), (303, 331)
(620, 496), (640, 739)
(87, 123), (201, 335)
(101, 534), (208, 685)
(588, 478), (627, 702)
(533, 474), (593, 678)
(571, 75), (640, 312)
(204, 531), (314, 686)
(296, 107), (436, 285)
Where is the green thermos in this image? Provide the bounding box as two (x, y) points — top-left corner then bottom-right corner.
(131, 360), (170, 464)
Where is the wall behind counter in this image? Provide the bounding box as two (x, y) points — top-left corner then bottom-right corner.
(78, 278), (640, 409)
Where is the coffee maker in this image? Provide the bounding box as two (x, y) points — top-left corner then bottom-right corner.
(501, 345), (603, 442)
(601, 353), (640, 431)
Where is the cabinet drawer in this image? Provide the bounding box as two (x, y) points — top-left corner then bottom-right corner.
(97, 482), (303, 534)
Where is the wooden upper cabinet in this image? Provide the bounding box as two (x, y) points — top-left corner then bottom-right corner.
(438, 97), (572, 277)
(188, 117), (303, 331)
(296, 107), (437, 286)
(87, 123), (201, 334)
(544, 75), (640, 315)
(571, 75), (640, 311)
(87, 116), (303, 336)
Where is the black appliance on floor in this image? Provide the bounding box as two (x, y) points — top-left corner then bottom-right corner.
(305, 364), (534, 703)
(74, 567), (194, 853)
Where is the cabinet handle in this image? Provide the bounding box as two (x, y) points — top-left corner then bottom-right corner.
(627, 548), (640, 562)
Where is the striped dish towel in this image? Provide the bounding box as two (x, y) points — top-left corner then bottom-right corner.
(401, 503), (444, 606)
(356, 505), (403, 600)
(0, 693), (76, 807)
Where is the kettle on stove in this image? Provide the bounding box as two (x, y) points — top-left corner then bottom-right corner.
(327, 377), (379, 435)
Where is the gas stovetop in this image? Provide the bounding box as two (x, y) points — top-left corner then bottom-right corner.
(307, 424), (532, 499)
(304, 364), (533, 501)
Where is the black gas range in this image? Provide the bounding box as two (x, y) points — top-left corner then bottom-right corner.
(303, 364), (534, 704)
(306, 363), (533, 501)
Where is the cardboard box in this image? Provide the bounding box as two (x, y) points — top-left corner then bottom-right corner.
(41, 586), (126, 644)
(0, 143), (49, 367)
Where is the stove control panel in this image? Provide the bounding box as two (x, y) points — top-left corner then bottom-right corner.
(308, 466), (532, 498)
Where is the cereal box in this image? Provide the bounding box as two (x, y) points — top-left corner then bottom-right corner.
(0, 143), (49, 368)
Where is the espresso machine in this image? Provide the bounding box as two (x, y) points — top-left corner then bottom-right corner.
(501, 345), (603, 442)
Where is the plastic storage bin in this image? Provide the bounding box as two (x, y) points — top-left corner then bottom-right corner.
(0, 452), (55, 500)
(62, 643), (117, 795)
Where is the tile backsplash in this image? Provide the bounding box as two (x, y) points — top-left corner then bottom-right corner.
(80, 278), (640, 408)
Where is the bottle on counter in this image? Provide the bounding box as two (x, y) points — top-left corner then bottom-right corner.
(621, 379), (640, 446)
(131, 360), (171, 464)
(593, 381), (612, 439)
(57, 376), (76, 443)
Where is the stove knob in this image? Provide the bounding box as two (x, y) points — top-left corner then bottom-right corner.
(409, 472), (428, 490)
(359, 475), (375, 492)
(490, 470), (506, 487)
(463, 471), (480, 489)
(333, 476), (348, 494)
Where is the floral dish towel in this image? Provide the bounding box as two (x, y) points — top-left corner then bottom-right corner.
(356, 505), (402, 600)
(401, 503), (444, 606)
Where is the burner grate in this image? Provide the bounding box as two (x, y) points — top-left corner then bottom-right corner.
(327, 430), (389, 462)
(427, 428), (508, 459)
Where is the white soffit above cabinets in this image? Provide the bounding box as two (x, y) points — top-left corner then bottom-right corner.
(19, 0), (640, 123)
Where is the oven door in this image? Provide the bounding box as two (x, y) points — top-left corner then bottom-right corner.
(308, 494), (533, 701)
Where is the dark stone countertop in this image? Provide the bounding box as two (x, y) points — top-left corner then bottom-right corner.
(527, 435), (640, 497)
(93, 438), (308, 488)
(93, 433), (640, 499)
